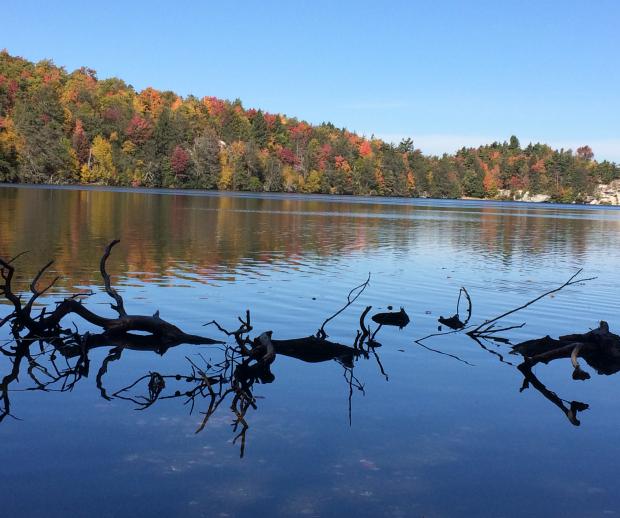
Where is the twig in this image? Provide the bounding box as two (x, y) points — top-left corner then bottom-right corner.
(100, 240), (127, 317)
(414, 341), (475, 366)
(457, 287), (472, 325)
(468, 269), (596, 337)
(317, 273), (371, 339)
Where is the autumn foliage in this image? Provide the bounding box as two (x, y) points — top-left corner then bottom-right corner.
(0, 51), (618, 201)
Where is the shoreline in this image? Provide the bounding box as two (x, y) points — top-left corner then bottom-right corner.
(2, 182), (620, 210)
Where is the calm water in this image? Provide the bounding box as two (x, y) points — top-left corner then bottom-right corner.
(1, 185), (620, 517)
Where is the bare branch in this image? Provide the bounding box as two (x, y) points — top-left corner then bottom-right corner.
(24, 260), (60, 314)
(457, 287), (472, 325)
(100, 240), (127, 317)
(468, 269), (596, 337)
(414, 340), (475, 366)
(0, 256), (22, 314)
(317, 273), (371, 339)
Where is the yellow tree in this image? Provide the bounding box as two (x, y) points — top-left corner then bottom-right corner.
(84, 135), (117, 184)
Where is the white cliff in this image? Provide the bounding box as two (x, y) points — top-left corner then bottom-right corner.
(590, 180), (620, 205)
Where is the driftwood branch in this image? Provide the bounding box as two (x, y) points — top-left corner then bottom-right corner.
(0, 240), (222, 346)
(517, 362), (588, 426)
(0, 247), (393, 452)
(317, 273), (370, 339)
(514, 321), (620, 377)
(205, 310), (252, 351)
(99, 240), (126, 317)
(438, 287), (472, 330)
(468, 269), (596, 338)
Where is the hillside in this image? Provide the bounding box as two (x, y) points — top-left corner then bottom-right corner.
(1, 51), (618, 203)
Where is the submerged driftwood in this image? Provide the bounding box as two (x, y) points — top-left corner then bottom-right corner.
(514, 321), (620, 378)
(0, 240), (222, 346)
(510, 321), (620, 426)
(439, 287), (472, 330)
(371, 307), (410, 329)
(4, 239), (616, 439)
(414, 271), (619, 426)
(271, 335), (359, 366)
(0, 248), (385, 455)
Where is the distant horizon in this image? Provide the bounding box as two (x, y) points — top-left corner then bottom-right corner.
(3, 0), (619, 162)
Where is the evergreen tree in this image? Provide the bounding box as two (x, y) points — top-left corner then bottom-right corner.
(191, 129), (221, 189)
(251, 110), (269, 148)
(13, 84), (77, 183)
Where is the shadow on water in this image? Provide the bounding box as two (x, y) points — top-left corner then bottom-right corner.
(0, 241), (410, 457)
(415, 272), (620, 427)
(2, 238), (620, 464)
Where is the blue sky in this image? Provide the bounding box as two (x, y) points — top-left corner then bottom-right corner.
(3, 0), (619, 161)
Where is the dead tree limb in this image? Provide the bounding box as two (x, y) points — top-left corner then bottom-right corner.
(517, 362), (588, 426)
(468, 269), (596, 338)
(265, 335), (360, 367)
(317, 273), (370, 339)
(439, 287), (472, 330)
(99, 240), (126, 317)
(0, 240), (223, 346)
(414, 287), (474, 355)
(514, 321), (620, 377)
(205, 310), (252, 352)
(414, 340), (475, 366)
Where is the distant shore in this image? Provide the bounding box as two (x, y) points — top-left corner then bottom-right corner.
(3, 182), (619, 209)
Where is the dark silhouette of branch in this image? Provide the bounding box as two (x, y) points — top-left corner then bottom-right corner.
(205, 310), (252, 351)
(518, 362), (588, 426)
(467, 334), (515, 366)
(99, 240), (127, 317)
(317, 273), (370, 339)
(0, 240), (223, 345)
(438, 287), (472, 330)
(468, 269), (596, 337)
(414, 340), (475, 366)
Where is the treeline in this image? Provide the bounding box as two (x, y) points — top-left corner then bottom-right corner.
(1, 51), (619, 202)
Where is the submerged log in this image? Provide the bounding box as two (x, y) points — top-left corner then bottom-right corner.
(0, 240), (222, 346)
(438, 314), (465, 330)
(57, 330), (217, 359)
(438, 287), (472, 330)
(514, 321), (620, 377)
(371, 307), (410, 329)
(271, 335), (360, 367)
(517, 362), (589, 426)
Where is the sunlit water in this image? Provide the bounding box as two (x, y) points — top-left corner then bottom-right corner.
(1, 185), (620, 517)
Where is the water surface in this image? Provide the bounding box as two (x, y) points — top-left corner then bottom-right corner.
(1, 185), (620, 517)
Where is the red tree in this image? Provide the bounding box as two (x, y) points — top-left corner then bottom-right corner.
(278, 147), (299, 166)
(125, 115), (152, 145)
(72, 119), (90, 164)
(359, 141), (372, 157)
(171, 145), (190, 176)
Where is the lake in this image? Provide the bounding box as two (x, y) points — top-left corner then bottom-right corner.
(1, 184), (620, 517)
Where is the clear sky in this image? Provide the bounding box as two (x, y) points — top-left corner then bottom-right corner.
(3, 0), (619, 161)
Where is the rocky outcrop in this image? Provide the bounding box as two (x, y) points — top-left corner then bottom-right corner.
(496, 189), (551, 203)
(518, 191), (551, 203)
(589, 180), (620, 205)
(498, 183), (620, 205)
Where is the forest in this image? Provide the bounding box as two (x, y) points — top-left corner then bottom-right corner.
(1, 50), (619, 202)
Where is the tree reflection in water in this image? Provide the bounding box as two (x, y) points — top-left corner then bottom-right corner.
(3, 238), (619, 462)
(0, 242), (406, 457)
(417, 272), (620, 427)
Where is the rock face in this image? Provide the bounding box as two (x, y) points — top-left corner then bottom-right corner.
(497, 183), (620, 205)
(590, 180), (620, 205)
(496, 190), (551, 203)
(518, 191), (551, 203)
